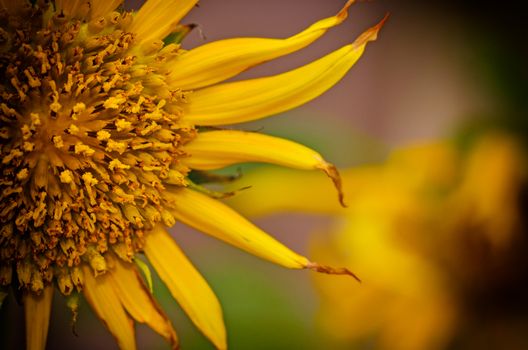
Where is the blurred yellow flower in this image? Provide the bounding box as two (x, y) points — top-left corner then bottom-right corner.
(0, 0), (384, 349)
(227, 132), (528, 349)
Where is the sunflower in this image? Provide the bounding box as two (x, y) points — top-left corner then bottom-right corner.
(0, 0), (385, 349)
(227, 132), (528, 350)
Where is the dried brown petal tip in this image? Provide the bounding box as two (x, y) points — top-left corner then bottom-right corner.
(306, 262), (361, 282)
(319, 163), (347, 208)
(353, 13), (390, 48)
(337, 0), (356, 20)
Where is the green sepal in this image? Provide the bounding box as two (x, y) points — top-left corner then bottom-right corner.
(134, 257), (154, 294)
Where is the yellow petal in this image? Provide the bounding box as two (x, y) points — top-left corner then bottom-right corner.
(143, 226), (226, 350)
(166, 0), (355, 90)
(184, 17), (386, 126)
(225, 167), (350, 218)
(167, 187), (307, 268)
(90, 0), (123, 19)
(182, 130), (345, 205)
(129, 0), (198, 46)
(165, 188), (357, 281)
(165, 188), (359, 280)
(183, 130), (326, 170)
(82, 265), (136, 350)
(24, 285), (54, 350)
(107, 255), (179, 349)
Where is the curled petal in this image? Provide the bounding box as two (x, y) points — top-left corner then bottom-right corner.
(184, 17), (386, 125)
(166, 0), (355, 90)
(182, 130), (345, 205)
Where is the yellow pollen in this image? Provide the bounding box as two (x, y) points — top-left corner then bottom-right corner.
(21, 125), (32, 140)
(109, 159), (131, 171)
(59, 170), (74, 184)
(106, 139), (128, 154)
(74, 143), (95, 156)
(24, 68), (41, 88)
(115, 118), (132, 131)
(143, 110), (163, 121)
(131, 95), (146, 113)
(68, 124), (80, 135)
(23, 142), (35, 152)
(30, 113), (41, 126)
(17, 168), (29, 180)
(82, 172), (99, 186)
(50, 93), (62, 113)
(140, 121), (161, 135)
(103, 95), (127, 109)
(53, 136), (64, 149)
(73, 102), (86, 114)
(96, 130), (111, 141)
(2, 149), (23, 163)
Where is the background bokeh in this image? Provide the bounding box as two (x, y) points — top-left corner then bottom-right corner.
(2, 1), (527, 349)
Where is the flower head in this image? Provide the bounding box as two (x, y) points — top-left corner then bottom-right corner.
(0, 0), (384, 349)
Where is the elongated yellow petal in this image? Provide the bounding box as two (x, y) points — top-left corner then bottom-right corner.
(166, 0), (354, 90)
(184, 17), (386, 126)
(164, 188), (357, 281)
(107, 255), (179, 349)
(143, 226), (226, 350)
(182, 130), (345, 205)
(24, 285), (54, 350)
(129, 0), (198, 45)
(182, 130), (327, 170)
(167, 187), (308, 268)
(90, 0), (123, 19)
(82, 265), (136, 350)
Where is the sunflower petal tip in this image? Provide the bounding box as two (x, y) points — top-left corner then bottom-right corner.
(215, 342), (228, 350)
(170, 334), (180, 350)
(354, 13), (390, 48)
(318, 163), (347, 207)
(338, 0), (356, 21)
(306, 262), (361, 282)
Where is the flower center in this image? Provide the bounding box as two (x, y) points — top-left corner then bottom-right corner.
(0, 4), (194, 294)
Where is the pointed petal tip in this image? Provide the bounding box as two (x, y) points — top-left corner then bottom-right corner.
(214, 339), (228, 350)
(306, 262), (361, 282)
(337, 0), (356, 21)
(317, 162), (347, 208)
(354, 13), (390, 48)
(170, 332), (181, 350)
